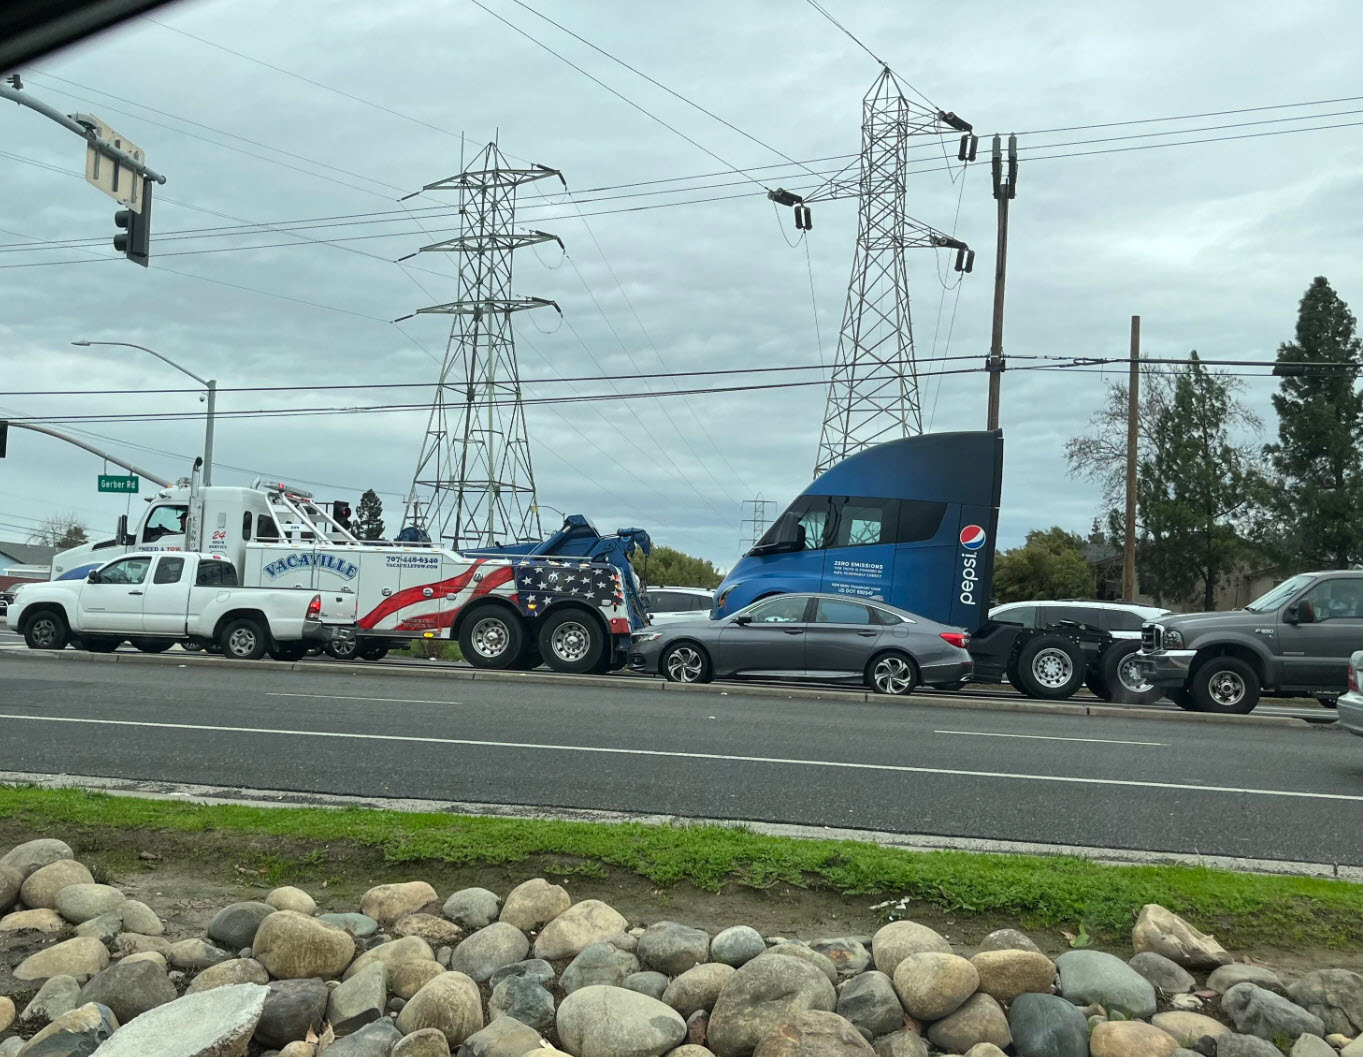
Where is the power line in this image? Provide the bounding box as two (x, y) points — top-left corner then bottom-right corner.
(801, 0), (885, 69)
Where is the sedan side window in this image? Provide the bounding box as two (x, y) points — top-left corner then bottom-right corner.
(747, 596), (810, 624)
(815, 598), (873, 624)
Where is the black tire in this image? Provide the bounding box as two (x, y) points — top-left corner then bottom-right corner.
(1317, 695), (1339, 710)
(1084, 669), (1109, 699)
(660, 641), (713, 684)
(182, 638), (207, 653)
(866, 650), (919, 696)
(23, 608), (69, 651)
(931, 679), (968, 692)
(221, 617), (268, 660)
(459, 605), (525, 670)
(325, 636), (359, 661)
(1098, 641), (1163, 705)
(357, 642), (390, 662)
(1004, 655), (1035, 697)
(1167, 688), (1197, 711)
(1190, 656), (1260, 715)
(537, 608), (605, 674)
(268, 642), (308, 661)
(131, 638), (175, 654)
(1014, 634), (1086, 699)
(509, 643), (542, 671)
(83, 636), (121, 653)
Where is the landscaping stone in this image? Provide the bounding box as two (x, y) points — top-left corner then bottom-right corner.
(928, 994), (1012, 1055)
(345, 935), (435, 981)
(1222, 982), (1326, 1043)
(21, 974), (81, 1023)
(113, 932), (171, 957)
(811, 938), (872, 978)
(185, 958), (270, 994)
(1288, 970), (1363, 1037)
(53, 883), (125, 925)
(669, 1049), (718, 1057)
(488, 973), (555, 1032)
(0, 908), (64, 933)
(1, 839), (73, 878)
(533, 900), (629, 961)
(256, 977), (329, 1047)
(1090, 1020), (1179, 1057)
(167, 937), (233, 972)
(265, 886), (317, 915)
(14, 1001), (117, 1056)
(318, 912), (380, 938)
(117, 899), (164, 936)
(15, 937), (109, 982)
(76, 957), (176, 1023)
(978, 928), (1043, 955)
(712, 926), (767, 968)
(392, 1028), (451, 1057)
(207, 901), (276, 951)
(638, 920), (712, 976)
(966, 1046), (1007, 1057)
(361, 881), (438, 927)
(0, 996), (11, 1034)
(327, 961), (388, 1035)
(708, 954), (837, 1057)
(756, 945), (839, 986)
(562, 941), (641, 993)
(92, 983), (268, 1057)
(396, 971), (484, 1046)
(1207, 966), (1286, 996)
(970, 949), (1056, 1003)
(558, 984), (688, 1057)
(458, 1014), (544, 1056)
(18, 861), (94, 910)
(874, 1030), (930, 1057)
(1056, 950), (1157, 1019)
(751, 1009), (874, 1056)
(278, 1044), (317, 1057)
(1218, 1033), (1285, 1057)
(836, 971), (904, 1042)
(893, 951), (980, 1021)
(488, 958), (555, 989)
(498, 878), (570, 932)
(449, 922), (530, 983)
(0, 1041), (18, 1057)
(1292, 1034), (1341, 1057)
(394, 913), (463, 948)
(391, 959), (444, 1000)
(872, 921), (953, 977)
(324, 1017), (403, 1057)
(1130, 952), (1196, 995)
(624, 971), (669, 1000)
(1008, 992), (1090, 1057)
(250, 910), (357, 980)
(442, 887), (501, 931)
(75, 911), (123, 944)
(1131, 905), (1230, 969)
(664, 963), (737, 1017)
(1151, 1012), (1232, 1047)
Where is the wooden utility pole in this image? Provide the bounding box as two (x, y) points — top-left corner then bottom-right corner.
(1122, 315), (1141, 601)
(985, 134), (1017, 430)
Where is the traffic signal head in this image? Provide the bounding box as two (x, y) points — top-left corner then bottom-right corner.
(332, 501), (353, 529)
(113, 182), (152, 266)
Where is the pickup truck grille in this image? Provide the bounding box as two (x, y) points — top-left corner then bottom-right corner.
(1141, 623), (1162, 652)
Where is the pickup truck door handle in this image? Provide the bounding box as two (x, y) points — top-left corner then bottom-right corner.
(128, 590), (144, 596)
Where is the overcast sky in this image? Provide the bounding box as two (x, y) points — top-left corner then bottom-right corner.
(2, 0), (1360, 568)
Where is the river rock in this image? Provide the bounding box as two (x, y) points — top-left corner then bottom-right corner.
(928, 994), (1012, 1055)
(0, 996), (10, 1035)
(22, 974), (82, 1023)
(1291, 1034), (1340, 1057)
(624, 971), (670, 1000)
(489, 958), (555, 989)
(1152, 1012), (1231, 1047)
(92, 983), (268, 1057)
(449, 922), (529, 983)
(708, 954), (837, 1057)
(392, 959), (444, 999)
(1091, 1020), (1178, 1057)
(458, 1014), (544, 1056)
(75, 911), (124, 943)
(1223, 983), (1325, 1043)
(52, 883), (125, 925)
(638, 921), (711, 976)
(15, 936), (109, 982)
(346, 935), (435, 980)
(1207, 966), (1286, 996)
(534, 899), (629, 961)
(1131, 905), (1230, 969)
(562, 942), (640, 992)
(1219, 1033), (1287, 1057)
(323, 1017), (403, 1057)
(872, 921), (953, 977)
(327, 961), (387, 1035)
(319, 913), (380, 938)
(713, 926), (767, 967)
(396, 971), (483, 1045)
(893, 951), (980, 1021)
(978, 928), (1043, 955)
(266, 886), (317, 915)
(1056, 950), (1157, 1018)
(395, 913), (463, 948)
(186, 958), (270, 994)
(168, 937), (233, 971)
(558, 984), (687, 1057)
(665, 963), (737, 1016)
(498, 878), (570, 933)
(752, 1009), (874, 1056)
(255, 977), (329, 1046)
(757, 946), (839, 986)
(836, 971), (905, 1041)
(1, 839), (73, 878)
(1009, 992), (1089, 1057)
(113, 932), (171, 957)
(15, 1001), (117, 1055)
(442, 888), (501, 931)
(668, 1049), (717, 1057)
(875, 1030), (929, 1057)
(489, 973), (555, 1031)
(1, 908), (65, 933)
(117, 900), (164, 936)
(76, 957), (176, 1023)
(361, 881), (438, 927)
(393, 1028), (451, 1057)
(971, 949), (1055, 1002)
(253, 910), (357, 979)
(206, 901), (275, 951)
(812, 938), (873, 979)
(1130, 952), (1196, 995)
(19, 861), (94, 910)
(1288, 970), (1363, 1036)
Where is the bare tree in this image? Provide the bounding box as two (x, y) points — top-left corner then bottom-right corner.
(27, 513), (88, 549)
(1065, 366), (1178, 507)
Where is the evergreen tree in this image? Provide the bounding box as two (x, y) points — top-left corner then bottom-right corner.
(630, 544), (723, 589)
(355, 489), (385, 540)
(1264, 277), (1363, 568)
(992, 527), (1095, 603)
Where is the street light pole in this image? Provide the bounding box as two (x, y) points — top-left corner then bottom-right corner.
(71, 340), (217, 485)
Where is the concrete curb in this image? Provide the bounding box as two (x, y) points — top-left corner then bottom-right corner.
(8, 646), (1309, 727)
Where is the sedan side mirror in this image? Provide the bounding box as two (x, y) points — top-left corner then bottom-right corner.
(732, 614), (752, 625)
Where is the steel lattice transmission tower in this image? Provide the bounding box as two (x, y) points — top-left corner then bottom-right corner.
(401, 143), (564, 548)
(812, 68), (974, 477)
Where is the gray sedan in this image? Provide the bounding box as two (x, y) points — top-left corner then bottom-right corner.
(627, 592), (972, 695)
(1340, 650), (1363, 738)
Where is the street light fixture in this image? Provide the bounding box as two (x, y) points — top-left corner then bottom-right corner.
(71, 340), (217, 485)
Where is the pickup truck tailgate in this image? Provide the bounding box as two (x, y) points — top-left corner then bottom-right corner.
(317, 592), (358, 626)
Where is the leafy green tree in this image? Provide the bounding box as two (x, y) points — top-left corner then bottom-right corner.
(993, 527), (1095, 603)
(1263, 277), (1363, 569)
(631, 544), (723, 589)
(355, 489), (385, 540)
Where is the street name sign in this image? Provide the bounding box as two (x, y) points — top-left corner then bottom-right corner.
(98, 474), (139, 493)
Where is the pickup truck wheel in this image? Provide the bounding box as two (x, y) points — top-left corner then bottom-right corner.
(221, 618), (268, 660)
(538, 609), (605, 674)
(459, 605), (525, 670)
(1014, 635), (1085, 699)
(1099, 641), (1163, 705)
(131, 638), (175, 654)
(268, 642), (308, 661)
(83, 636), (121, 653)
(23, 609), (69, 650)
(1191, 657), (1260, 714)
(1317, 695), (1339, 710)
(357, 642), (390, 661)
(325, 636), (359, 660)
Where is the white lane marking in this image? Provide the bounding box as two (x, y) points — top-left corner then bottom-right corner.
(268, 692), (460, 706)
(934, 730), (1166, 747)
(0, 711), (1357, 803)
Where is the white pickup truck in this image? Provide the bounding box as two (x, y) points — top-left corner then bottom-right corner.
(8, 551), (355, 661)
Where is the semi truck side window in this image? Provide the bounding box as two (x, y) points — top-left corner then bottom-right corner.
(257, 515), (280, 541)
(898, 500), (949, 542)
(755, 497), (832, 551)
(142, 505), (188, 543)
(828, 497), (898, 548)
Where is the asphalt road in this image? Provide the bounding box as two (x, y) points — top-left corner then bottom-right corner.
(3, 651), (1363, 865)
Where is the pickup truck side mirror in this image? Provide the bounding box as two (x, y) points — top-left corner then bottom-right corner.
(1286, 600), (1316, 624)
(86, 572), (100, 584)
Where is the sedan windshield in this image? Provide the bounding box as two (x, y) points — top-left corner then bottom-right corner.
(1244, 573), (1314, 613)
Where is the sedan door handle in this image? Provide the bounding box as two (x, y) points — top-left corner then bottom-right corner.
(783, 629), (804, 635)
(857, 630), (876, 637)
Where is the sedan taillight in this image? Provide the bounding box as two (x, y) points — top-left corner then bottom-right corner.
(1350, 663), (1358, 692)
(306, 594), (322, 621)
(940, 631), (970, 649)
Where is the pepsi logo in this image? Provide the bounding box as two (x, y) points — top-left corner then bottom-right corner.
(959, 525), (987, 551)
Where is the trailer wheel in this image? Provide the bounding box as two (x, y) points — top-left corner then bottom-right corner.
(1190, 656), (1259, 714)
(1099, 641), (1162, 705)
(23, 609), (69, 651)
(1014, 634), (1085, 699)
(538, 608), (605, 674)
(268, 642), (308, 661)
(131, 638), (175, 654)
(83, 636), (121, 653)
(459, 604), (525, 669)
(221, 618), (268, 660)
(357, 642), (390, 662)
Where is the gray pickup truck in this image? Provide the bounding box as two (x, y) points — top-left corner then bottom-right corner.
(1135, 570), (1363, 714)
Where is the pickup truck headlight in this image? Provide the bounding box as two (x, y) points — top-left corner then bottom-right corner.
(1163, 628), (1184, 649)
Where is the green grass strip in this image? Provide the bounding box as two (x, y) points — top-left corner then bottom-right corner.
(1, 784), (1360, 949)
